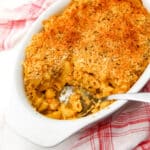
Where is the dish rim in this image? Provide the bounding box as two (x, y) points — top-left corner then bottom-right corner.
(5, 0), (150, 147)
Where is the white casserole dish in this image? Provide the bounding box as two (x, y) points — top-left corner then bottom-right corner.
(1, 0), (150, 147)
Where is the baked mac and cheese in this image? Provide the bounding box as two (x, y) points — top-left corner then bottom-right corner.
(23, 0), (150, 119)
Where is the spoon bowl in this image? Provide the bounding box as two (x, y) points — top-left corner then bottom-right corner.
(59, 85), (150, 117)
(60, 85), (150, 103)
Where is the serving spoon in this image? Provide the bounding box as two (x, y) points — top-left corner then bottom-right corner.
(99, 92), (150, 102)
(59, 86), (150, 117)
(60, 86), (150, 103)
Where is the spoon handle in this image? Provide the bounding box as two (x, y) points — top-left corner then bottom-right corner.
(107, 93), (150, 103)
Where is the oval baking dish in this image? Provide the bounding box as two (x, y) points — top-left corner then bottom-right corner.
(1, 0), (150, 147)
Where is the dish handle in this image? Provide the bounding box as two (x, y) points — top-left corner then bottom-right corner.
(0, 47), (19, 115)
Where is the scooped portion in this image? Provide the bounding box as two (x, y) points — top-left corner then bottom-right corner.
(23, 0), (150, 119)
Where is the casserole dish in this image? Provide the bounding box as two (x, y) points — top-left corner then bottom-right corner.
(0, 0), (149, 147)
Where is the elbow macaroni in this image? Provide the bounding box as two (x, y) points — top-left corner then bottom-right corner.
(23, 0), (150, 120)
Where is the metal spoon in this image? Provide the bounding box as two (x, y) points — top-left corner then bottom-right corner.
(60, 86), (150, 103)
(102, 92), (150, 102)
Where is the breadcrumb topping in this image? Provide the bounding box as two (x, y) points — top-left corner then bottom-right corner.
(23, 0), (150, 119)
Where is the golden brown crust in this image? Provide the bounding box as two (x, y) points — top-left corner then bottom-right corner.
(23, 0), (150, 118)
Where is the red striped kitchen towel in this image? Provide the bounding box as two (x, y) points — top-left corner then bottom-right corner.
(0, 0), (150, 150)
